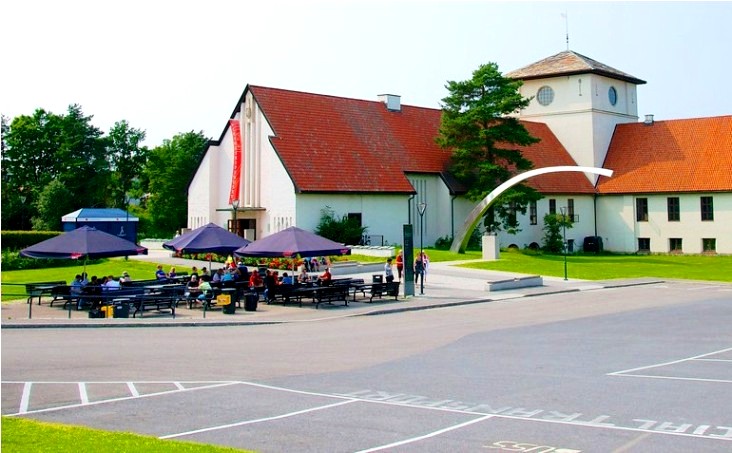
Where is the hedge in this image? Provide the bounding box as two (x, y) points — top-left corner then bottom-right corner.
(1, 230), (62, 251)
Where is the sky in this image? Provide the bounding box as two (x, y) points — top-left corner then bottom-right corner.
(2, 1), (731, 147)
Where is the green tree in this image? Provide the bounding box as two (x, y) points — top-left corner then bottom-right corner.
(437, 62), (542, 234)
(1, 105), (109, 230)
(315, 207), (367, 245)
(542, 213), (573, 253)
(106, 120), (149, 209)
(32, 179), (75, 231)
(144, 131), (208, 237)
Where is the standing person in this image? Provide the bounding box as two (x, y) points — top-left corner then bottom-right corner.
(421, 251), (430, 282)
(414, 254), (424, 286)
(395, 250), (404, 281)
(384, 258), (394, 283)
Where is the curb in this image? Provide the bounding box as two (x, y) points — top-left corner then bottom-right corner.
(1, 280), (664, 330)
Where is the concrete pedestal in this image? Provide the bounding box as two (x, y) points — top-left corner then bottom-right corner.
(482, 234), (500, 261)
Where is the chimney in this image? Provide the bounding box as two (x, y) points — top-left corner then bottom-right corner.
(378, 94), (401, 112)
(644, 114), (654, 125)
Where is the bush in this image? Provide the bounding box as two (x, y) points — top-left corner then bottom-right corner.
(0, 250), (104, 271)
(542, 213), (573, 253)
(315, 207), (367, 245)
(1, 230), (62, 251)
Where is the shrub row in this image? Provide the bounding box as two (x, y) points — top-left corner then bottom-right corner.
(1, 230), (62, 251)
(1, 250), (104, 271)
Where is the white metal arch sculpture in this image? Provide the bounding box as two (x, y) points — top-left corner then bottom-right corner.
(450, 166), (614, 253)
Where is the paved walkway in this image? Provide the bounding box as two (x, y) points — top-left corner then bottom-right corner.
(1, 249), (661, 328)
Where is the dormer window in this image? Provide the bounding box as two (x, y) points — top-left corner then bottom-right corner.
(537, 86), (554, 106)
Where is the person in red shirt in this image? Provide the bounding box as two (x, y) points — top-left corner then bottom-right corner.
(318, 268), (332, 286)
(395, 250), (404, 281)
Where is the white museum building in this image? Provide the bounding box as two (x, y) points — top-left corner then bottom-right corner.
(188, 50), (732, 254)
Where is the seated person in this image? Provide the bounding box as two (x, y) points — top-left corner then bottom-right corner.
(120, 271), (132, 283)
(168, 266), (177, 279)
(317, 268), (332, 286)
(190, 266), (199, 278)
(197, 276), (213, 301)
(297, 265), (309, 284)
(221, 269), (234, 283)
(281, 272), (293, 285)
(104, 275), (121, 290)
(263, 270), (277, 301)
(187, 275), (199, 288)
(212, 268), (224, 283)
(155, 265), (167, 280)
(70, 274), (85, 296)
(249, 271), (264, 290)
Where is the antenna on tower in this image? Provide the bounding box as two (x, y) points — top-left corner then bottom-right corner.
(561, 11), (569, 50)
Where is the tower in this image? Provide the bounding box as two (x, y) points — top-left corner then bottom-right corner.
(507, 50), (646, 182)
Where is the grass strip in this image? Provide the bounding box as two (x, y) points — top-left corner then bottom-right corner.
(1, 416), (251, 453)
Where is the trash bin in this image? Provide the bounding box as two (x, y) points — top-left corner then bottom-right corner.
(113, 303), (130, 318)
(222, 301), (236, 314)
(244, 292), (258, 311)
(583, 236), (604, 252)
(372, 274), (383, 283)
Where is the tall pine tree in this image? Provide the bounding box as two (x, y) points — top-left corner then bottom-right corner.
(437, 62), (541, 234)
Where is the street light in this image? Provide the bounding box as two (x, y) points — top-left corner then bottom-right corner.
(560, 206), (568, 281)
(417, 201), (427, 294)
(231, 199), (240, 236)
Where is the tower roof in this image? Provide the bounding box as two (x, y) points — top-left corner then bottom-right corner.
(506, 50), (646, 85)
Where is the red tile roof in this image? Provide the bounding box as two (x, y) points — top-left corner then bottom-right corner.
(247, 86), (594, 195)
(597, 116), (732, 193)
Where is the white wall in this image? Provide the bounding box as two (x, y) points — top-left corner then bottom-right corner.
(599, 193), (732, 254)
(498, 194), (597, 251)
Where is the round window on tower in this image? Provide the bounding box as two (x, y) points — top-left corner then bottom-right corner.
(537, 86), (554, 106)
(608, 86), (618, 106)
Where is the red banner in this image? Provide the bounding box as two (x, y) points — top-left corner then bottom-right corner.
(228, 119), (242, 205)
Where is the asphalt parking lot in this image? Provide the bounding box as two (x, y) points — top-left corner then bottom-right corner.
(3, 280), (731, 452)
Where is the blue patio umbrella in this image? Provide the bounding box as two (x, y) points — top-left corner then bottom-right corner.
(20, 225), (148, 275)
(20, 226), (148, 260)
(234, 226), (351, 258)
(163, 223), (251, 255)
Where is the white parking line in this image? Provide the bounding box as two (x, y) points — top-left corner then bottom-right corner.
(354, 415), (493, 452)
(159, 399), (358, 439)
(608, 347), (732, 375)
(78, 383), (88, 405)
(19, 382), (32, 414)
(127, 382), (139, 397)
(3, 381), (240, 417)
(610, 374), (732, 384)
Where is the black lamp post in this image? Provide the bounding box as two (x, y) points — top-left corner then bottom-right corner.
(560, 206), (568, 281)
(231, 199), (239, 236)
(417, 201), (427, 294)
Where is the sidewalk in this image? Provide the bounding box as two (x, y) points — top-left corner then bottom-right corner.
(1, 250), (662, 328)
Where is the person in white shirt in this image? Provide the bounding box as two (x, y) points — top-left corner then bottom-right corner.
(104, 275), (121, 290)
(384, 258), (394, 283)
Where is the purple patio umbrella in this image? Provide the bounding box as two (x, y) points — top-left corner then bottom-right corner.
(20, 226), (148, 274)
(20, 226), (148, 260)
(234, 226), (351, 259)
(163, 223), (251, 268)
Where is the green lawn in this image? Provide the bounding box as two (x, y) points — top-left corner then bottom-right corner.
(460, 249), (732, 282)
(1, 416), (251, 453)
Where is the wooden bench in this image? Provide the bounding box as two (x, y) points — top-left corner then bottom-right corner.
(25, 281), (66, 305)
(266, 284), (297, 306)
(131, 293), (177, 318)
(314, 285), (350, 308)
(368, 281), (400, 302)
